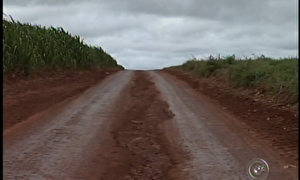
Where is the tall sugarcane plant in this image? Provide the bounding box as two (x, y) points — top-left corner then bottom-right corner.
(3, 17), (123, 75)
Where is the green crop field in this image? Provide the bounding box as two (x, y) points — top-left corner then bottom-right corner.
(168, 55), (298, 103)
(3, 17), (123, 75)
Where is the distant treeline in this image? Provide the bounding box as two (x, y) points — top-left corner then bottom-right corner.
(168, 55), (298, 103)
(3, 18), (123, 75)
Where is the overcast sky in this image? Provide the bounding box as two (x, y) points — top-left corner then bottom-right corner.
(3, 0), (298, 69)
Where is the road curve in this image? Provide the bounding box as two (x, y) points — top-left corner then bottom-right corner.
(149, 71), (297, 180)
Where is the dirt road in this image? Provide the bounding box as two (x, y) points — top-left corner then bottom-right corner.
(4, 70), (298, 179)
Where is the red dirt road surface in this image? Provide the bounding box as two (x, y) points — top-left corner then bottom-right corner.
(4, 70), (298, 179)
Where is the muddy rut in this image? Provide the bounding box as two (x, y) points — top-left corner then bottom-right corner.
(4, 70), (298, 179)
(103, 71), (176, 179)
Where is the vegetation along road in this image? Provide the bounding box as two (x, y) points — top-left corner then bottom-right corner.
(3, 18), (297, 179)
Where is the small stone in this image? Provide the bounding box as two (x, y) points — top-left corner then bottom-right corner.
(283, 164), (296, 169)
(266, 117), (270, 121)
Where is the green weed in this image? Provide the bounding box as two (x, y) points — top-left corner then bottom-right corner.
(178, 56), (298, 103)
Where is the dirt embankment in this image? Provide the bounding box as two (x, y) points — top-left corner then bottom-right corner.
(164, 69), (298, 166)
(101, 71), (181, 179)
(3, 69), (120, 130)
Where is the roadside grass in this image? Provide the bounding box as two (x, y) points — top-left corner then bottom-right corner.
(170, 56), (298, 103)
(3, 18), (123, 75)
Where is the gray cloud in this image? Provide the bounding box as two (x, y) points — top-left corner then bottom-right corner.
(3, 0), (298, 69)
